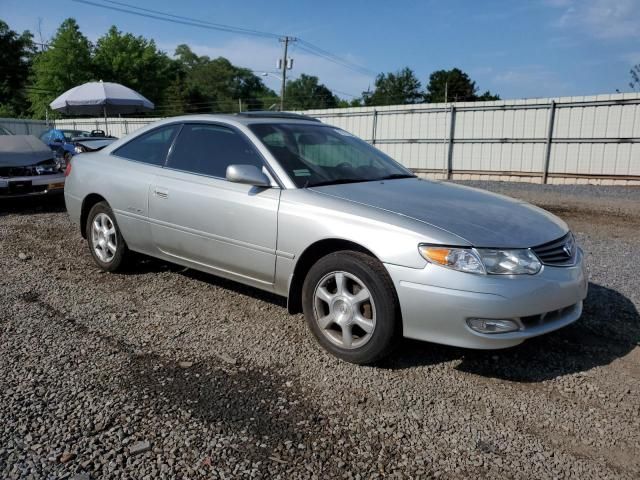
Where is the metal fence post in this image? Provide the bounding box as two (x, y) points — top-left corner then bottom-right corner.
(371, 109), (378, 144)
(446, 105), (456, 179)
(542, 100), (556, 184)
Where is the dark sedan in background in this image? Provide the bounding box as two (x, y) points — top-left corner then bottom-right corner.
(0, 135), (66, 198)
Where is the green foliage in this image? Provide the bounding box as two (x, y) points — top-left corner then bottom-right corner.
(337, 98), (363, 108)
(2, 16), (505, 119)
(93, 26), (175, 106)
(170, 44), (276, 113)
(28, 18), (93, 118)
(425, 68), (499, 103)
(285, 74), (339, 110)
(0, 20), (35, 117)
(365, 67), (423, 106)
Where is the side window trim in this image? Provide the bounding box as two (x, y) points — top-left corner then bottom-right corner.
(164, 121), (283, 188)
(163, 123), (184, 168)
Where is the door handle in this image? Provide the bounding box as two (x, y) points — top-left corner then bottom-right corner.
(154, 187), (169, 198)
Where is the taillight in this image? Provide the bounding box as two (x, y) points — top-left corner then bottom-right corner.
(64, 159), (72, 177)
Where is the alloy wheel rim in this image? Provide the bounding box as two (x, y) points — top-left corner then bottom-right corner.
(91, 212), (117, 263)
(313, 271), (376, 349)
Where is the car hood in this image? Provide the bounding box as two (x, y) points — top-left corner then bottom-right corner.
(73, 138), (117, 150)
(0, 135), (53, 167)
(310, 178), (568, 248)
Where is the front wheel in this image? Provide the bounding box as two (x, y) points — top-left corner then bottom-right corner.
(85, 201), (130, 272)
(302, 251), (401, 364)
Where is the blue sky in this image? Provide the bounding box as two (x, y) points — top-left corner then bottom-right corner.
(3, 0), (640, 100)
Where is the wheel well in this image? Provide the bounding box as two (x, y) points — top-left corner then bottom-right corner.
(287, 239), (377, 314)
(80, 194), (107, 238)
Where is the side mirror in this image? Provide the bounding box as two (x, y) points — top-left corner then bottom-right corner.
(226, 164), (272, 187)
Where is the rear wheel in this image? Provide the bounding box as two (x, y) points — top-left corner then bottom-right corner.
(302, 251), (401, 364)
(85, 201), (130, 272)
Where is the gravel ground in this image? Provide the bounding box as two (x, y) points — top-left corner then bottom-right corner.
(1, 182), (639, 479)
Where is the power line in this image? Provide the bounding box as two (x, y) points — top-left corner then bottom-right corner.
(297, 40), (377, 77)
(72, 0), (376, 79)
(101, 0), (281, 39)
(72, 0), (280, 39)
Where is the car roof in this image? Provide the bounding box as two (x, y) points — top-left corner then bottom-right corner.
(154, 113), (324, 127)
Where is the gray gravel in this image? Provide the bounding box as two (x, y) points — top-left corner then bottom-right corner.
(1, 183), (639, 479)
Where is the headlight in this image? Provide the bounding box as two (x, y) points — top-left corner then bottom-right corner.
(74, 145), (85, 153)
(419, 245), (542, 275)
(418, 246), (485, 274)
(476, 248), (541, 275)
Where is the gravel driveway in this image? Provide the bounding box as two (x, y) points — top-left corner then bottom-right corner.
(1, 182), (639, 479)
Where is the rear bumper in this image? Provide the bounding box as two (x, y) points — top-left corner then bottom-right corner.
(64, 191), (82, 227)
(0, 174), (65, 198)
(385, 249), (589, 349)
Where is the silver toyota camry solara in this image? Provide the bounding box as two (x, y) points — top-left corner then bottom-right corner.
(64, 112), (588, 364)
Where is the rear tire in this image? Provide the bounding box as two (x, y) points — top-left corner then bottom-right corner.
(85, 201), (130, 272)
(302, 251), (401, 364)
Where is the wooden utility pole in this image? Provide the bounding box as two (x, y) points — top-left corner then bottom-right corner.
(279, 36), (296, 111)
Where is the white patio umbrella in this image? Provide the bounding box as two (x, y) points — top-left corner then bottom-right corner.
(49, 81), (154, 134)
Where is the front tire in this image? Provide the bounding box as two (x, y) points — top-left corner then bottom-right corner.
(302, 251), (401, 364)
(85, 201), (130, 272)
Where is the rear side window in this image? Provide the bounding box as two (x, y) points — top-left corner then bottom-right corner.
(114, 125), (179, 166)
(167, 123), (263, 178)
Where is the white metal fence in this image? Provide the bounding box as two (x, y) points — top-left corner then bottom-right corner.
(0, 118), (51, 137)
(3, 92), (640, 185)
(304, 93), (640, 185)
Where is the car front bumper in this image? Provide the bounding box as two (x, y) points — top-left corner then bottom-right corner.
(385, 249), (589, 349)
(0, 174), (65, 198)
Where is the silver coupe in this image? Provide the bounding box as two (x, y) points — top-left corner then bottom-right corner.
(64, 112), (588, 364)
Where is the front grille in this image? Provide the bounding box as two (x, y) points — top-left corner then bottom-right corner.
(0, 159), (58, 178)
(0, 184), (48, 196)
(520, 303), (579, 328)
(531, 232), (576, 266)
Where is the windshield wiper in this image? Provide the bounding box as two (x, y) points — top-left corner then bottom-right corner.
(306, 178), (372, 188)
(376, 173), (416, 181)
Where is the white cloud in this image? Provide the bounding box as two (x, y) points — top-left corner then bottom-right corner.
(548, 0), (640, 39)
(160, 38), (374, 99)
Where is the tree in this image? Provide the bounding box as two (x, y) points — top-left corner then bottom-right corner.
(285, 74), (339, 110)
(93, 27), (176, 107)
(337, 97), (363, 108)
(365, 67), (423, 106)
(171, 44), (275, 113)
(0, 20), (35, 117)
(425, 68), (499, 103)
(28, 18), (93, 118)
(630, 65), (640, 91)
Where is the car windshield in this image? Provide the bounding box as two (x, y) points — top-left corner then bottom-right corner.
(249, 123), (415, 187)
(62, 130), (90, 141)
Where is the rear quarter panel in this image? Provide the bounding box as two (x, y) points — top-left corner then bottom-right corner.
(65, 152), (159, 255)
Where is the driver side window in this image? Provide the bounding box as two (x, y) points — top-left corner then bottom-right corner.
(167, 123), (264, 178)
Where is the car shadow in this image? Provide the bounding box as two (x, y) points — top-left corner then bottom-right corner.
(380, 282), (639, 382)
(181, 268), (288, 308)
(0, 194), (66, 216)
(120, 255), (288, 308)
(114, 256), (638, 383)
